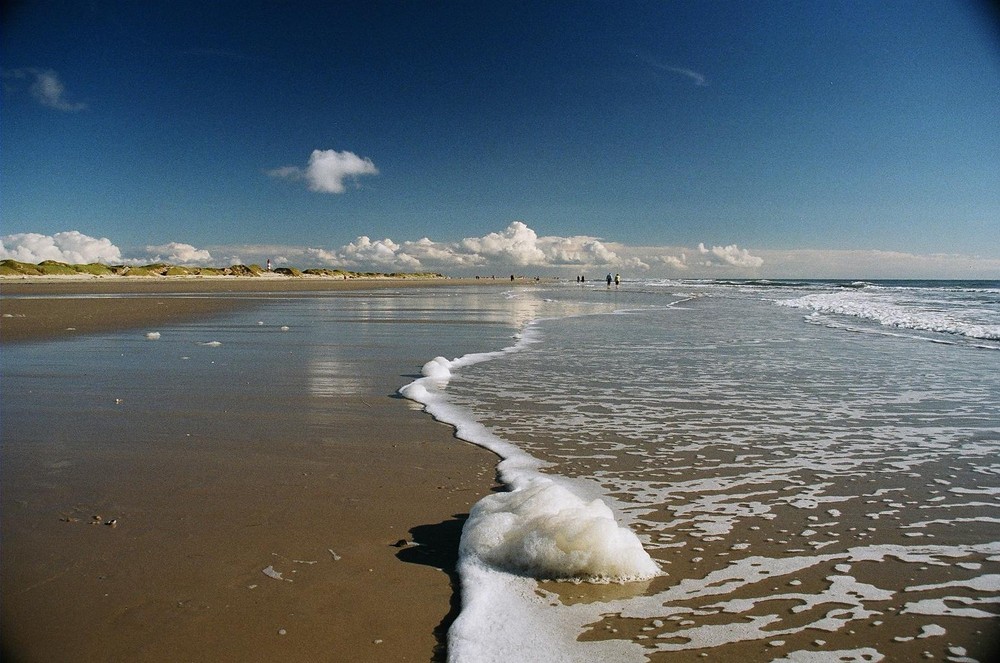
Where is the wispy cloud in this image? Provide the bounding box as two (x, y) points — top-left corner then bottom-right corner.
(268, 149), (379, 194)
(633, 53), (708, 87)
(663, 65), (708, 87)
(2, 68), (88, 111)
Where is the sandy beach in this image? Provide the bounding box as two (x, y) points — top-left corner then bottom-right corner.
(1, 277), (502, 662)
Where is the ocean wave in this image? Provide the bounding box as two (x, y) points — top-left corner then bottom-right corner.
(778, 292), (1000, 341)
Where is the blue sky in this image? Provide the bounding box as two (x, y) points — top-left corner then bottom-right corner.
(2, 0), (998, 278)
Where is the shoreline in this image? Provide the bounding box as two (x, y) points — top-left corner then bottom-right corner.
(0, 281), (505, 661)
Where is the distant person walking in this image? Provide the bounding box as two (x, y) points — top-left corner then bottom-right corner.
(606, 273), (613, 286)
(614, 273), (620, 286)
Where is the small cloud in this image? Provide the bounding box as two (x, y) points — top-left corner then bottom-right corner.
(698, 243), (764, 268)
(0, 231), (120, 263)
(3, 68), (87, 111)
(265, 166), (301, 179)
(633, 53), (708, 87)
(144, 242), (213, 266)
(268, 149), (379, 194)
(664, 66), (707, 87)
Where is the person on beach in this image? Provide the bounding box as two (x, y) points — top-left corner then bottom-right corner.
(615, 273), (620, 286)
(606, 273), (613, 286)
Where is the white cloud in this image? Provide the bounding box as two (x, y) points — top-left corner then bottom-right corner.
(665, 66), (708, 87)
(633, 54), (708, 87)
(335, 237), (422, 270)
(287, 223), (632, 272)
(0, 231), (121, 263)
(144, 242), (213, 266)
(401, 237), (483, 267)
(657, 254), (689, 270)
(698, 243), (765, 268)
(536, 235), (620, 265)
(14, 224), (983, 280)
(230, 240), (1000, 279)
(296, 223), (672, 273)
(265, 166), (300, 179)
(459, 222), (548, 266)
(3, 68), (87, 111)
(268, 149), (379, 194)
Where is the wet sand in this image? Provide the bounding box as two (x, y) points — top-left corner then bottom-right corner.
(0, 276), (493, 343)
(1, 277), (501, 662)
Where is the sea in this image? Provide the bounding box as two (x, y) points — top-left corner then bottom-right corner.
(400, 279), (1000, 663)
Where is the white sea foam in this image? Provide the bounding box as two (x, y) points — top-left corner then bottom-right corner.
(401, 338), (659, 583)
(144, 331), (161, 340)
(399, 320), (661, 661)
(461, 476), (661, 582)
(401, 330), (659, 583)
(770, 648), (884, 662)
(778, 292), (1000, 341)
(448, 563), (650, 663)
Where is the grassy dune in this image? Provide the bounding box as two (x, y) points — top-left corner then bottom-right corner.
(0, 259), (444, 279)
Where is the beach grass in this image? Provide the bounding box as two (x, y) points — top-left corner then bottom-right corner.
(0, 259), (445, 280)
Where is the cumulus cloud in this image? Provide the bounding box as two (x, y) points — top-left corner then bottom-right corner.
(297, 222), (665, 273)
(268, 149), (379, 194)
(536, 235), (620, 265)
(144, 242), (213, 266)
(401, 237), (483, 267)
(658, 254), (689, 270)
(0, 231), (121, 263)
(8, 226), (993, 279)
(460, 222), (548, 266)
(698, 243), (764, 268)
(324, 227), (754, 275)
(3, 68), (87, 111)
(335, 236), (422, 270)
